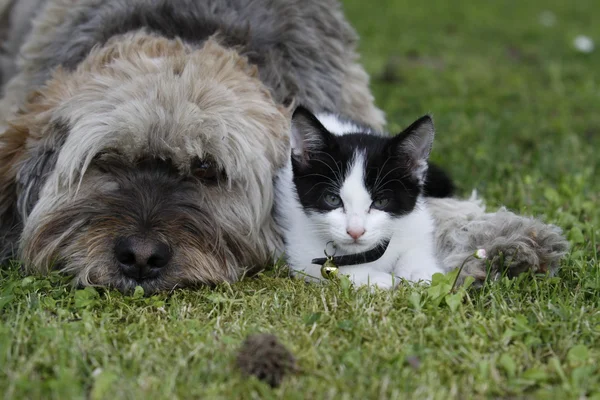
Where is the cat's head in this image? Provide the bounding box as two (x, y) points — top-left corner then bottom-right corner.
(290, 107), (434, 253)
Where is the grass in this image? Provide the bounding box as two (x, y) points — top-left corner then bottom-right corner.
(1, 0), (600, 398)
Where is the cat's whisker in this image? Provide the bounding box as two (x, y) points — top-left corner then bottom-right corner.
(312, 151), (345, 184)
(378, 179), (410, 193)
(299, 173), (340, 189)
(373, 166), (408, 193)
(372, 156), (392, 190)
(304, 182), (337, 196)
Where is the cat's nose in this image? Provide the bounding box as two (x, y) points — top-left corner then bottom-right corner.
(347, 227), (365, 240)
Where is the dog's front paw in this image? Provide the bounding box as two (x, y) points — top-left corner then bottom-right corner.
(462, 210), (569, 281)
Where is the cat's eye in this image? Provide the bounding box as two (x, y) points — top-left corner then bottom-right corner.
(371, 198), (390, 210)
(323, 193), (342, 208)
(191, 158), (222, 183)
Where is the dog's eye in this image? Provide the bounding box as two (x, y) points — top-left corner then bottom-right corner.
(191, 158), (222, 183)
(93, 152), (112, 173)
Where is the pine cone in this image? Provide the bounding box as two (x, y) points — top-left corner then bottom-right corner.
(236, 333), (296, 387)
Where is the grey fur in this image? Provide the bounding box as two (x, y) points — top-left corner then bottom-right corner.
(15, 118), (69, 219)
(428, 194), (569, 285)
(0, 0), (385, 127)
(0, 0), (45, 91)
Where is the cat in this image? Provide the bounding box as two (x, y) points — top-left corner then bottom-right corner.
(275, 107), (451, 289)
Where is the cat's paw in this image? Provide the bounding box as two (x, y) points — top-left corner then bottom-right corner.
(347, 271), (397, 290)
(399, 262), (443, 284)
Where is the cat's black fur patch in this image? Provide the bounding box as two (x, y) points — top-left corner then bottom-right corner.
(423, 163), (455, 198)
(291, 108), (424, 217)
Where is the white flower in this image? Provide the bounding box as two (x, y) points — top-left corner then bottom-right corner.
(574, 36), (594, 53)
(539, 11), (556, 27)
(474, 249), (487, 260)
(92, 368), (103, 378)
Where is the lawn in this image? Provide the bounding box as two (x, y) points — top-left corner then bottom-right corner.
(1, 0), (600, 398)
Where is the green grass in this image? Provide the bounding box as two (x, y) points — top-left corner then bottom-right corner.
(2, 0), (600, 398)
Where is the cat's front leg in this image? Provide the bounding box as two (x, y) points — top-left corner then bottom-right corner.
(336, 266), (398, 290)
(395, 251), (443, 283)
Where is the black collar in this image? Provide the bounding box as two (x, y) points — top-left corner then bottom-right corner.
(311, 240), (390, 267)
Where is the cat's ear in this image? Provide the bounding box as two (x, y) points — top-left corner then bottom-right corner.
(391, 115), (435, 184)
(291, 106), (334, 163)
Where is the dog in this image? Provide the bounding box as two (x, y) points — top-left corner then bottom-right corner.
(0, 0), (385, 292)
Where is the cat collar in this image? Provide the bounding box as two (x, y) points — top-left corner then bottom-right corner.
(311, 240), (390, 267)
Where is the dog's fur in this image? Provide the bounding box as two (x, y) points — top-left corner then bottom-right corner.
(0, 0), (385, 127)
(0, 0), (384, 292)
(0, 0), (46, 93)
(429, 193), (569, 284)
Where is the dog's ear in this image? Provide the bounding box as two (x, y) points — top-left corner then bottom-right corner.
(389, 115), (435, 184)
(0, 196), (22, 263)
(0, 123), (28, 262)
(291, 106), (335, 163)
(0, 81), (70, 262)
(0, 116), (69, 262)
(16, 119), (69, 219)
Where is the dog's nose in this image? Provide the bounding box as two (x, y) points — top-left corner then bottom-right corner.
(114, 236), (172, 279)
(347, 227), (365, 240)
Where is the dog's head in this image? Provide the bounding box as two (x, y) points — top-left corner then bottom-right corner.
(0, 34), (290, 292)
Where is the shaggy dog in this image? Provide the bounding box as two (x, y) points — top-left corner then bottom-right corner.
(0, 0), (384, 292)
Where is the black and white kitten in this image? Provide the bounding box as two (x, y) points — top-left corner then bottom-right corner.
(275, 107), (445, 289)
